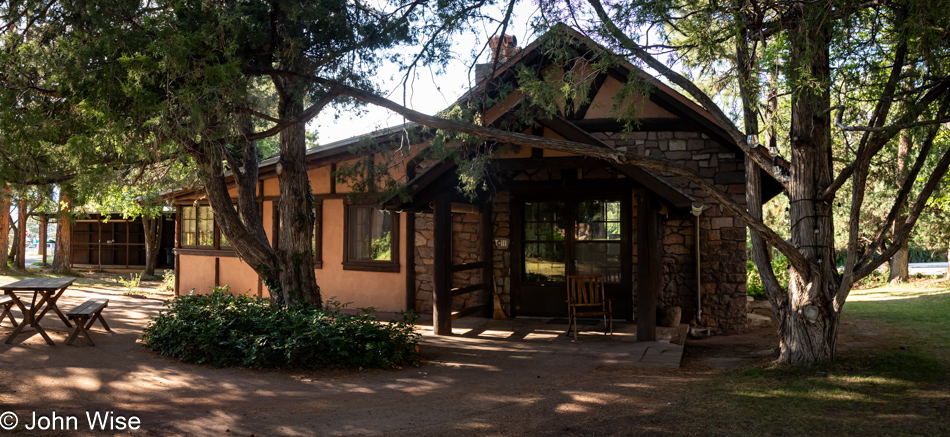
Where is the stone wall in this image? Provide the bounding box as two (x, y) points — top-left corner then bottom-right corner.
(412, 211), (487, 314)
(595, 130), (749, 333)
(412, 130), (750, 333)
(491, 192), (512, 317)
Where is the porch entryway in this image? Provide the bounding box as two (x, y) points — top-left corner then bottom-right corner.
(511, 196), (633, 318)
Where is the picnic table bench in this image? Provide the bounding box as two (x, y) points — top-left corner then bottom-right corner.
(0, 294), (17, 327)
(65, 298), (111, 346)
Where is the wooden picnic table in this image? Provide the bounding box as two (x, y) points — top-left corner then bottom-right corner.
(2, 277), (76, 345)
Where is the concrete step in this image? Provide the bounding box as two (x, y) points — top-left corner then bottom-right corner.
(747, 312), (773, 328)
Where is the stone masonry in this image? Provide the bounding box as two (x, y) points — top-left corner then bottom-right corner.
(413, 211), (487, 314)
(411, 130), (750, 334)
(594, 130), (749, 333)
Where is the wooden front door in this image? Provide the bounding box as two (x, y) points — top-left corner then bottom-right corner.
(512, 194), (632, 318)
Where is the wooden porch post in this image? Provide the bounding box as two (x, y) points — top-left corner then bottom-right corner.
(433, 193), (452, 335)
(480, 199), (494, 317)
(636, 190), (662, 341)
(39, 215), (48, 266)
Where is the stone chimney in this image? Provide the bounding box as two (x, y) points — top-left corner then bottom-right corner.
(475, 34), (520, 83)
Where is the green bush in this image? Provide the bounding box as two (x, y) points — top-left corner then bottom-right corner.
(141, 288), (420, 369)
(747, 254), (790, 300)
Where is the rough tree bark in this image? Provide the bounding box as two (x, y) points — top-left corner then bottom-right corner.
(889, 130), (910, 283)
(0, 192), (8, 268)
(8, 218), (18, 268)
(142, 215), (162, 276)
(15, 197), (26, 269)
(272, 79), (320, 307)
(52, 194), (72, 271)
(779, 1), (841, 364)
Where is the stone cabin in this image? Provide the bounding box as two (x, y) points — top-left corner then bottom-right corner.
(168, 25), (783, 339)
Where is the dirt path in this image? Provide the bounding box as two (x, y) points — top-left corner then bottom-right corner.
(0, 275), (911, 436)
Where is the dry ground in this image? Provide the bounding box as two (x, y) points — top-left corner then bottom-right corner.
(0, 270), (945, 436)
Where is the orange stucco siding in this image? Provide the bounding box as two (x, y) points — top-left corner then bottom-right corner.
(309, 166), (333, 193)
(585, 76), (677, 119)
(262, 200), (275, 244)
(263, 178), (279, 197)
(178, 255), (217, 294)
(218, 257), (261, 297)
(315, 199), (406, 311)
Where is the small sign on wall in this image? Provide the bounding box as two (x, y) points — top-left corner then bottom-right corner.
(493, 237), (510, 250)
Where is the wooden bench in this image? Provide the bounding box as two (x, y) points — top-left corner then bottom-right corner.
(0, 295), (17, 327)
(65, 299), (111, 346)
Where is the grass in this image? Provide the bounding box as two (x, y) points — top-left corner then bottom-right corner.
(846, 279), (950, 354)
(670, 279), (950, 436)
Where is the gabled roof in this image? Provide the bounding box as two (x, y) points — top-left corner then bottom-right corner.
(172, 24), (783, 203)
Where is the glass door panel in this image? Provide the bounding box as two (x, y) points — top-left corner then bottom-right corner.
(522, 202), (566, 283)
(575, 200), (622, 282)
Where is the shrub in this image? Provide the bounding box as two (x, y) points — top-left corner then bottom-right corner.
(141, 288), (420, 369)
(747, 254), (790, 300)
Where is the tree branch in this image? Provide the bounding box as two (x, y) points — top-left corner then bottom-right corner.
(584, 0), (786, 189)
(302, 75), (812, 274)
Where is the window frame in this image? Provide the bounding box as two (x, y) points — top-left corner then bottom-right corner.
(313, 199), (323, 269)
(178, 203), (234, 251)
(342, 203), (400, 273)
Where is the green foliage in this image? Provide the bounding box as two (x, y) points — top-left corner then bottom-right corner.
(141, 288), (420, 369)
(747, 254), (790, 299)
(371, 232), (392, 261)
(120, 273), (144, 296)
(158, 269), (176, 294)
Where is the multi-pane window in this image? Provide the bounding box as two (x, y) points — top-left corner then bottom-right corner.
(197, 206), (214, 246)
(575, 200), (622, 282)
(180, 205), (217, 247)
(181, 206), (197, 246)
(522, 202), (566, 282)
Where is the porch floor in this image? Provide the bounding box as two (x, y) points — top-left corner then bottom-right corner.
(413, 316), (688, 369)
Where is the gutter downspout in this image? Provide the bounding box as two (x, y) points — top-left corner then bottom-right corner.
(691, 202), (704, 325)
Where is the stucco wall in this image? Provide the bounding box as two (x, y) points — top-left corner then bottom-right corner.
(218, 257), (261, 296)
(178, 255), (216, 295)
(315, 199), (407, 312)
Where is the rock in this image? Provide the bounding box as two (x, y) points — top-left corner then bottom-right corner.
(657, 306), (682, 327)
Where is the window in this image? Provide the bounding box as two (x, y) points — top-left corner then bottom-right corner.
(343, 204), (399, 272)
(181, 206), (197, 246)
(219, 204), (239, 247)
(522, 201), (566, 282)
(574, 200), (622, 282)
(197, 206), (214, 246)
(180, 205), (216, 247)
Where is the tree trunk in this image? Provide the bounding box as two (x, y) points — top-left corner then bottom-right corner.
(39, 215), (48, 266)
(142, 215), (162, 276)
(274, 79), (320, 307)
(777, 0), (840, 364)
(889, 131), (911, 283)
(8, 219), (19, 268)
(52, 194), (72, 271)
(15, 197), (26, 269)
(0, 193), (8, 268)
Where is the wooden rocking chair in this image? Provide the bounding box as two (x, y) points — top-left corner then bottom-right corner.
(566, 275), (613, 340)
